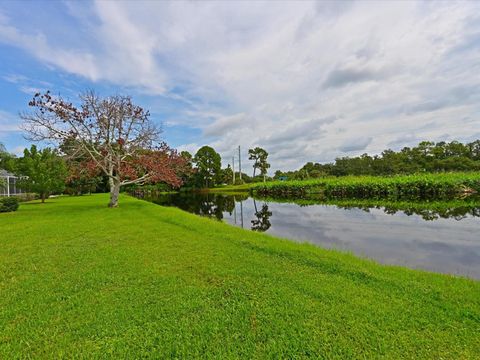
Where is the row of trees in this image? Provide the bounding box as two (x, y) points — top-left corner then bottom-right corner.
(2, 90), (272, 205)
(8, 90), (476, 205)
(1, 91), (191, 207)
(274, 140), (480, 180)
(1, 144), (67, 202)
(1, 142), (271, 201)
(178, 146), (271, 188)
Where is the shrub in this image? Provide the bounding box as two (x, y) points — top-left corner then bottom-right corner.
(0, 197), (19, 212)
(16, 193), (38, 202)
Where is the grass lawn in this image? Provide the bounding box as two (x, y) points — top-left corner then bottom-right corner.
(1, 194), (479, 358)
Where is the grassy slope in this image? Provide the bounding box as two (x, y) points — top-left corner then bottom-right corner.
(1, 194), (479, 359)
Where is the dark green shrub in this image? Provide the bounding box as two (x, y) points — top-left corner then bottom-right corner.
(0, 197), (19, 212)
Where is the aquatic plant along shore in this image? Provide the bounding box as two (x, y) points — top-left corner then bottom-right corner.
(251, 173), (480, 199)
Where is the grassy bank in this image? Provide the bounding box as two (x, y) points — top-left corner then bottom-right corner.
(251, 172), (480, 199)
(1, 195), (479, 358)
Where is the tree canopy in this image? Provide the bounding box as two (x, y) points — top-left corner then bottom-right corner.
(17, 145), (67, 202)
(274, 139), (480, 180)
(0, 143), (15, 173)
(248, 147), (270, 182)
(193, 146), (221, 188)
(21, 90), (186, 207)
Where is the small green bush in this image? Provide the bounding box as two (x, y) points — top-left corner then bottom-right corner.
(0, 197), (20, 212)
(16, 193), (38, 202)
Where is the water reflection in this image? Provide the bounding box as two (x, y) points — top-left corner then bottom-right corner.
(259, 196), (480, 221)
(136, 192), (480, 279)
(333, 202), (480, 221)
(251, 199), (272, 232)
(144, 192), (248, 221)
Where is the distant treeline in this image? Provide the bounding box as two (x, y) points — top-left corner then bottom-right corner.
(274, 140), (480, 180)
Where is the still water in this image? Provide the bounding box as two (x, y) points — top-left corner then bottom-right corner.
(140, 192), (480, 279)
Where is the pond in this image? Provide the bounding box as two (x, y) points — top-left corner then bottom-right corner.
(137, 192), (480, 279)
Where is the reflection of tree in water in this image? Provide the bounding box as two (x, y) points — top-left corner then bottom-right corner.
(139, 191), (480, 223)
(150, 193), (250, 221)
(336, 203), (480, 221)
(251, 194), (480, 221)
(400, 206), (478, 221)
(198, 198), (223, 220)
(385, 205), (480, 221)
(195, 194), (239, 220)
(251, 199), (272, 232)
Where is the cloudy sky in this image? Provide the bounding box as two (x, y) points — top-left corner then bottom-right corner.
(1, 0), (479, 171)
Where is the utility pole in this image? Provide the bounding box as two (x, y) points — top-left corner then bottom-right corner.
(238, 145), (242, 181)
(232, 156), (235, 185)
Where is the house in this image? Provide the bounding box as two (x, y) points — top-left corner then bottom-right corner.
(0, 169), (23, 196)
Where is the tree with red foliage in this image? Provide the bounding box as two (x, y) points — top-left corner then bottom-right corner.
(21, 90), (186, 207)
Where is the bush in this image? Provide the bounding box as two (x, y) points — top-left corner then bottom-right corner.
(16, 193), (38, 202)
(0, 197), (19, 212)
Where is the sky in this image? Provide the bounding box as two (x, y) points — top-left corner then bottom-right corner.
(0, 0), (479, 172)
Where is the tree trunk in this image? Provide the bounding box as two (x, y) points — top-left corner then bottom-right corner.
(108, 179), (121, 208)
(41, 193), (46, 203)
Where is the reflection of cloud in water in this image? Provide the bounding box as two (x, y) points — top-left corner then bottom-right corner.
(222, 199), (480, 279)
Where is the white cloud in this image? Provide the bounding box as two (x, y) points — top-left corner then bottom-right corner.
(203, 113), (248, 137)
(1, 1), (480, 170)
(339, 137), (373, 153)
(3, 73), (28, 84)
(0, 110), (20, 133)
(0, 17), (99, 81)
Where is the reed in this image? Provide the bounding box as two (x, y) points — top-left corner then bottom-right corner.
(252, 172), (480, 199)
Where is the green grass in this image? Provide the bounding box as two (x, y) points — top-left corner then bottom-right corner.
(1, 194), (479, 358)
(251, 172), (480, 199)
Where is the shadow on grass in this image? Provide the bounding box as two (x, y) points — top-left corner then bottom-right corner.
(21, 202), (53, 206)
